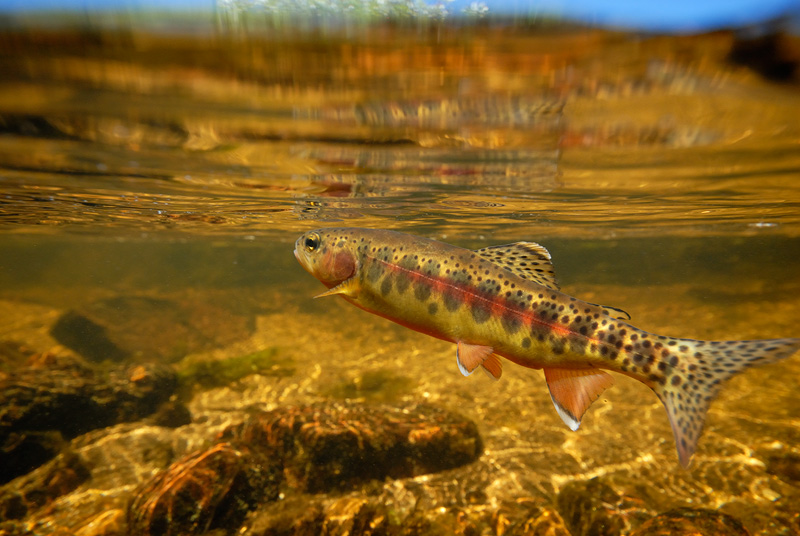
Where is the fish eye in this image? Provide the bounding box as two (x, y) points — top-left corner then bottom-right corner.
(304, 233), (320, 252)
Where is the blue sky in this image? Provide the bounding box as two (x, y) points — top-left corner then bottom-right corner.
(1, 0), (797, 32)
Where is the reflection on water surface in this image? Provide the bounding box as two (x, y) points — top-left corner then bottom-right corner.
(2, 23), (799, 239)
(0, 16), (799, 536)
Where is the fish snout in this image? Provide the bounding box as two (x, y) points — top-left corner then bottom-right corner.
(293, 235), (317, 276)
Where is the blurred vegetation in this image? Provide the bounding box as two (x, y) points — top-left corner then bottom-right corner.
(324, 368), (414, 403)
(176, 347), (294, 393)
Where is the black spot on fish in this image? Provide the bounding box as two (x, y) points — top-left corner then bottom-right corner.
(367, 262), (383, 282)
(396, 267), (414, 293)
(550, 336), (566, 355)
(380, 278), (392, 296)
(521, 337), (531, 348)
(414, 280), (431, 301)
(443, 289), (462, 312)
(428, 303), (438, 315)
(471, 301), (491, 324)
(501, 312), (521, 334)
(570, 338), (588, 354)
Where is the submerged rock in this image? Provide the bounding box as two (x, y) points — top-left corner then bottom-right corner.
(0, 450), (91, 522)
(556, 478), (652, 536)
(244, 495), (571, 536)
(49, 310), (129, 362)
(242, 495), (390, 536)
(50, 296), (254, 363)
(765, 451), (800, 484)
(629, 507), (751, 536)
(0, 357), (177, 483)
(226, 402), (483, 493)
(490, 498), (571, 536)
(128, 402), (483, 535)
(128, 442), (282, 536)
(242, 496), (327, 535)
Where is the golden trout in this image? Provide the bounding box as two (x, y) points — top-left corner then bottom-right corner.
(293, 228), (800, 467)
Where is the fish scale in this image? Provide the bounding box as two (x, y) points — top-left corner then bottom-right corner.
(294, 227), (800, 468)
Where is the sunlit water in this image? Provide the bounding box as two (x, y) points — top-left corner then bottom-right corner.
(1, 18), (800, 535)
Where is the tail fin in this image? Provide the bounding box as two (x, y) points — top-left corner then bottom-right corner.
(654, 337), (800, 468)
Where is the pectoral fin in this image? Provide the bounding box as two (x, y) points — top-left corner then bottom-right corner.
(314, 276), (360, 299)
(544, 367), (614, 431)
(456, 342), (495, 376)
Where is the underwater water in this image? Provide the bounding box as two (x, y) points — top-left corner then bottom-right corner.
(1, 15), (800, 536)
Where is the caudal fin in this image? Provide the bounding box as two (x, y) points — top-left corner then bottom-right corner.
(654, 337), (800, 468)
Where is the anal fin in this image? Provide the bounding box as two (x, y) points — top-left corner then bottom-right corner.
(544, 367), (614, 431)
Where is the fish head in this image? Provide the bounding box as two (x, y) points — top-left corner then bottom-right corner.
(294, 229), (358, 288)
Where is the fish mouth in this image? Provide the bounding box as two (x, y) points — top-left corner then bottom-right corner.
(293, 241), (314, 276)
(293, 236), (304, 262)
(293, 245), (306, 267)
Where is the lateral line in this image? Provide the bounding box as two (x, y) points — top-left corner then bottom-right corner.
(369, 254), (599, 343)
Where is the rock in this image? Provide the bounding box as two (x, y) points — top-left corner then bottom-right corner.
(0, 358), (177, 483)
(128, 442), (282, 536)
(242, 496), (390, 536)
(49, 310), (128, 362)
(0, 422), (179, 533)
(50, 296), (254, 363)
(0, 450), (90, 522)
(491, 498), (571, 536)
(242, 496), (326, 536)
(127, 402), (482, 535)
(629, 507), (750, 536)
(400, 507), (481, 536)
(225, 402), (483, 493)
(0, 340), (37, 371)
(556, 478), (652, 536)
(319, 496), (390, 536)
(765, 451), (800, 484)
(244, 496), (569, 536)
(0, 430), (66, 487)
(144, 400), (192, 429)
(0, 399), (482, 535)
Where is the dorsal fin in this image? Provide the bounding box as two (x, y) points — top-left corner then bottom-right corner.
(474, 242), (559, 290)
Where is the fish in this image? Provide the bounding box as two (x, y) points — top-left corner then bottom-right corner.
(293, 227), (800, 468)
